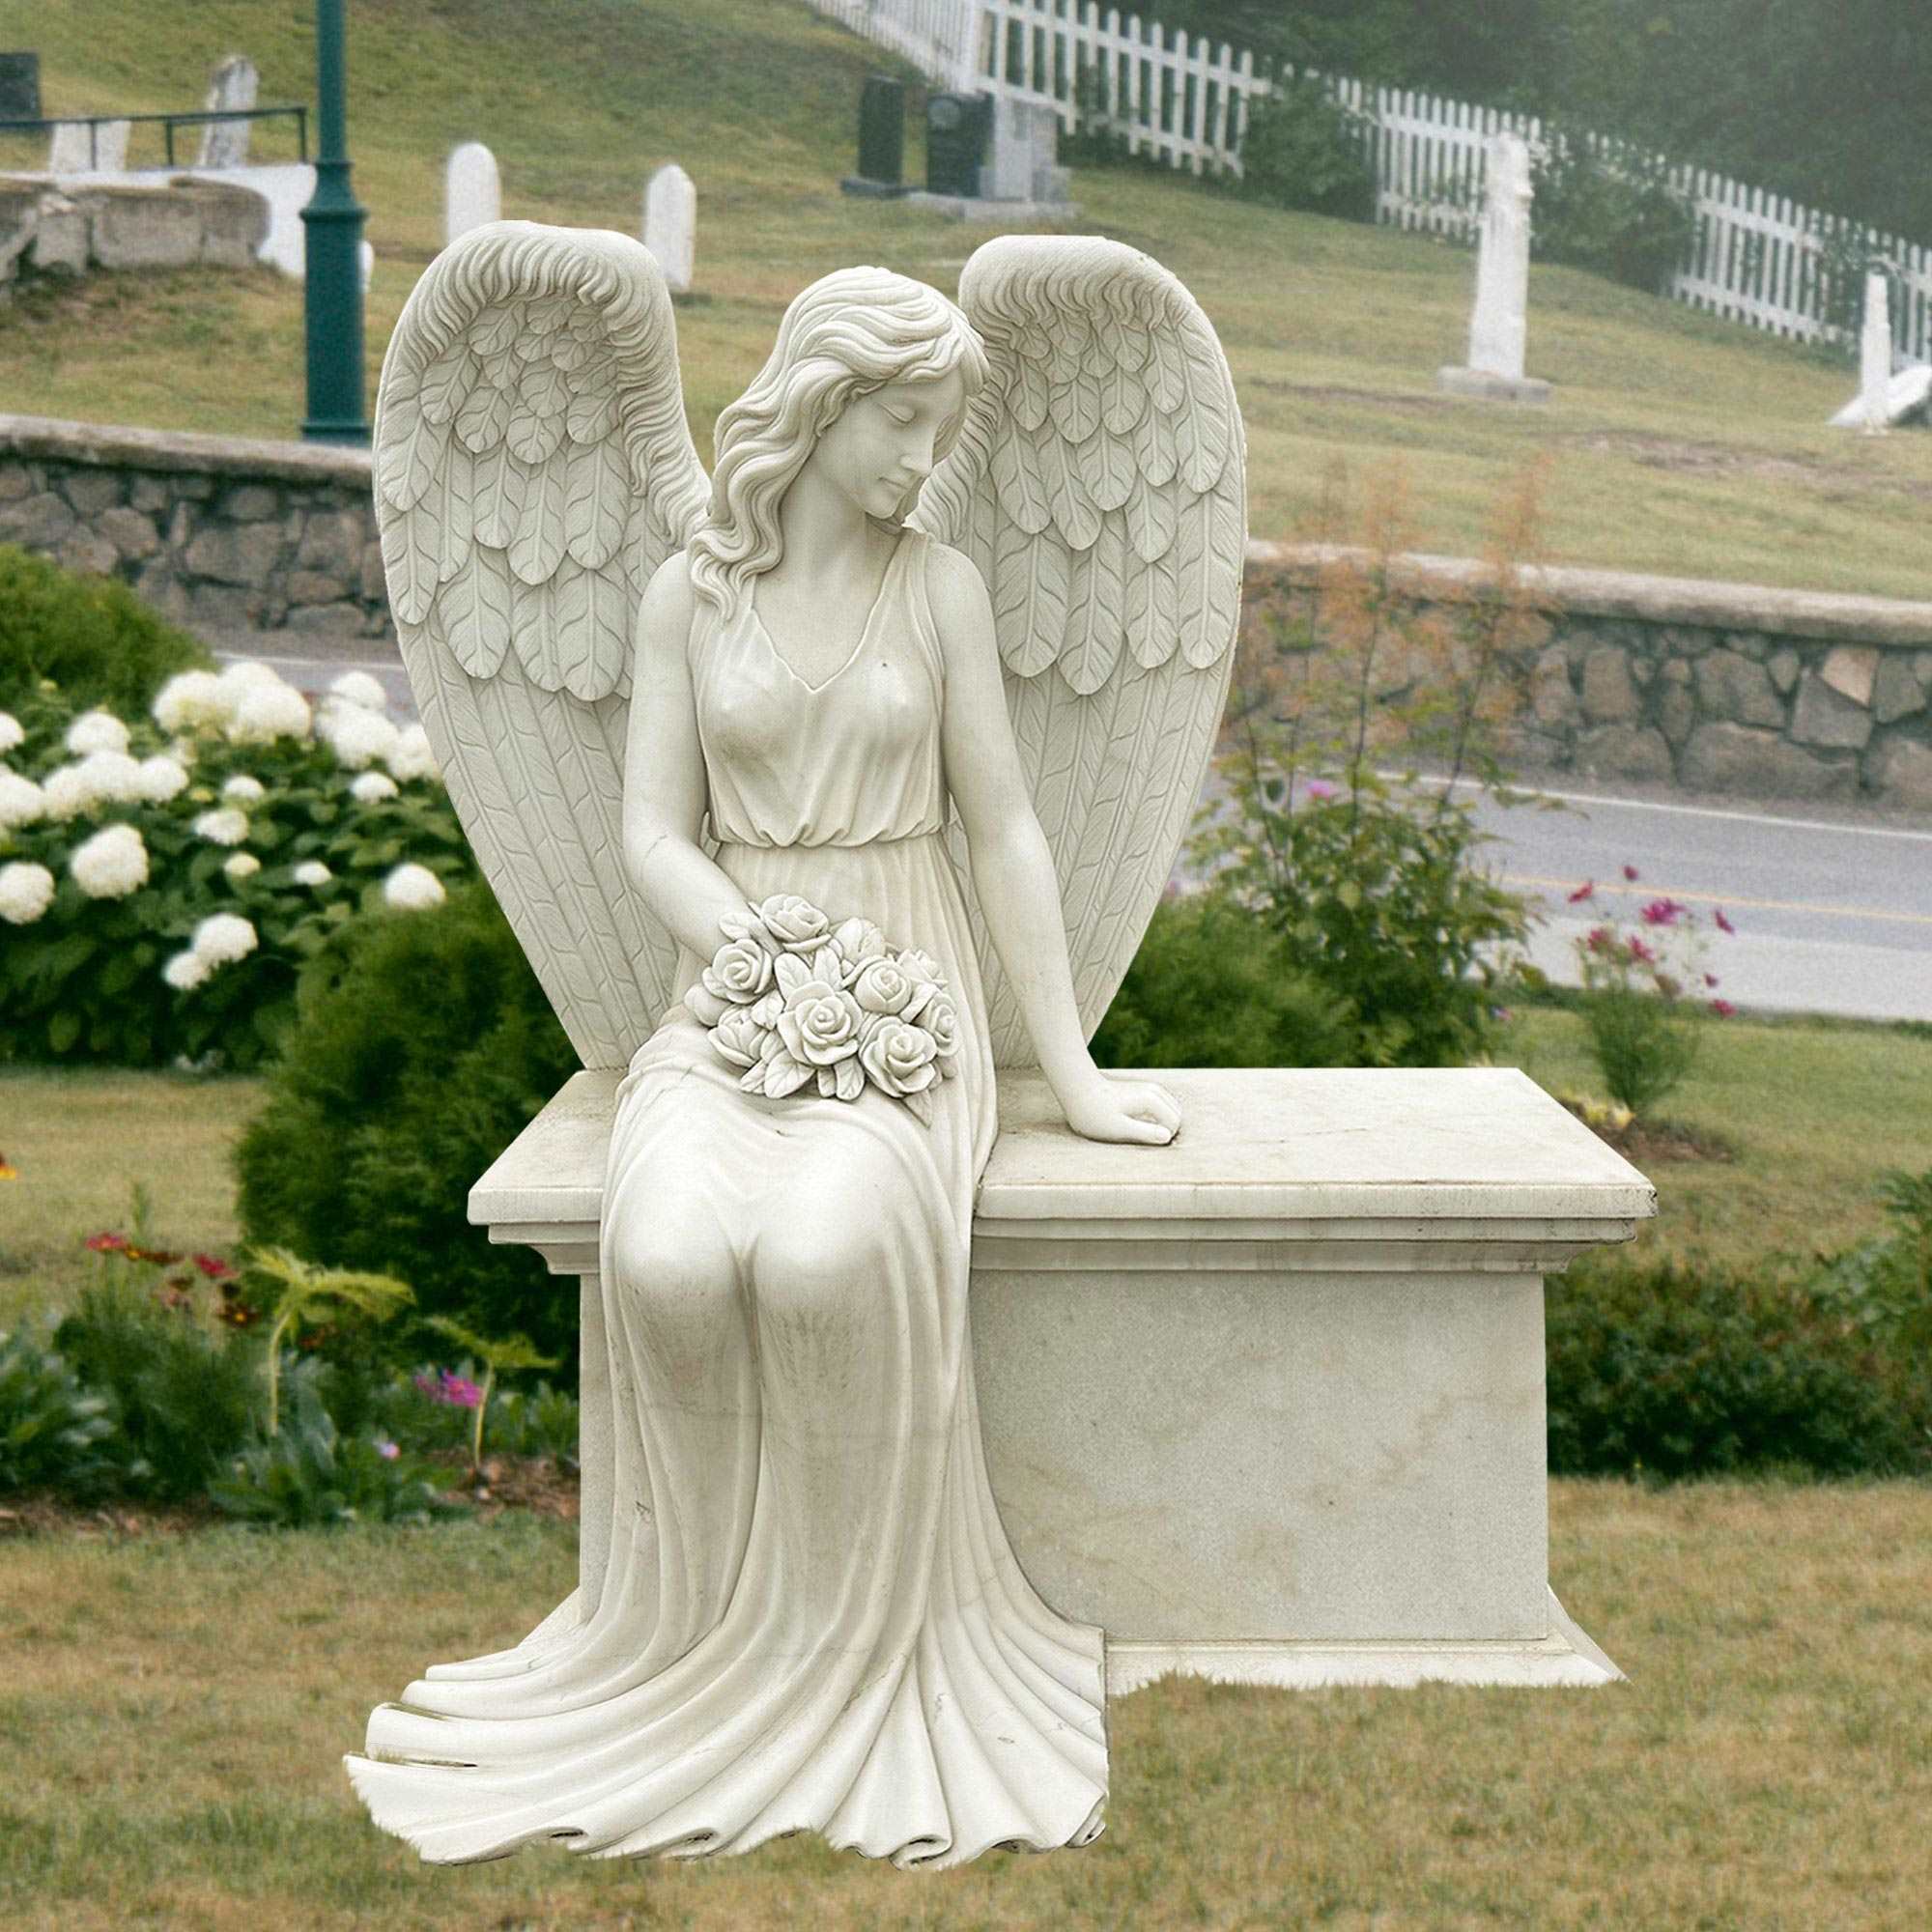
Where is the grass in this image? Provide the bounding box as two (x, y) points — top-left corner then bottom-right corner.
(0, 1478), (1926, 1927)
(4, 1), (1932, 599)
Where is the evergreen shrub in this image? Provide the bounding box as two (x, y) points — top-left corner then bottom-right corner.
(0, 544), (211, 715)
(234, 880), (582, 1382)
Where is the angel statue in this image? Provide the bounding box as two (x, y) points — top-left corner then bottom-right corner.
(343, 219), (1244, 1869)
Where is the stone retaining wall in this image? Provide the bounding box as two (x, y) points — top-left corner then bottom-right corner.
(1, 175), (269, 284)
(0, 414), (387, 646)
(1249, 542), (1932, 812)
(3, 414), (1929, 810)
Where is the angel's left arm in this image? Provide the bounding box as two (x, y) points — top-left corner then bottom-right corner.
(929, 543), (1179, 1147)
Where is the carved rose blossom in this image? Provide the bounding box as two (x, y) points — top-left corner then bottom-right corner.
(698, 895), (955, 1123)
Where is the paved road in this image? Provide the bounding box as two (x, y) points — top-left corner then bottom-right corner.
(228, 643), (1932, 1025)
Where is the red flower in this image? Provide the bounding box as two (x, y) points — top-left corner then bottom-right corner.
(1639, 897), (1686, 926)
(192, 1253), (236, 1281)
(1703, 973), (1719, 989)
(1714, 908), (1736, 934)
(1585, 925), (1612, 952)
(215, 1302), (260, 1328)
(85, 1232), (128, 1253)
(1567, 879), (1595, 903)
(1628, 935), (1656, 964)
(1710, 998), (1737, 1018)
(0, 1153), (16, 1181)
(1622, 864), (1640, 882)
(125, 1245), (184, 1266)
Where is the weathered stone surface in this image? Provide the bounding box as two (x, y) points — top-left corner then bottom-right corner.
(1574, 723), (1672, 781)
(1864, 733), (1932, 810)
(196, 55), (260, 170)
(1790, 669), (1874, 750)
(282, 601), (367, 636)
(1529, 646), (1577, 727)
(57, 530), (117, 576)
(1682, 723), (1855, 800)
(1656, 681), (1695, 746)
(444, 141), (500, 246)
(0, 183), (37, 280)
(0, 491), (76, 548)
(297, 507), (365, 576)
(133, 561), (188, 623)
(167, 501), (195, 550)
(128, 474), (171, 512)
(1693, 648), (1785, 727)
(184, 520), (283, 586)
(97, 505), (158, 558)
(0, 462), (32, 501)
(174, 178), (270, 268)
(221, 482), (280, 522)
(27, 193), (86, 274)
(1872, 655), (1926, 724)
(59, 469), (122, 515)
(186, 581), (266, 631)
(285, 568), (350, 605)
(81, 185), (204, 269)
(1579, 645), (1638, 723)
(1767, 646), (1802, 694)
(1819, 644), (1879, 707)
(359, 542), (387, 603)
(1917, 650), (1932, 686)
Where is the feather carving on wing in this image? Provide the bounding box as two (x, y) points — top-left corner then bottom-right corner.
(374, 222), (709, 1069)
(911, 237), (1246, 1065)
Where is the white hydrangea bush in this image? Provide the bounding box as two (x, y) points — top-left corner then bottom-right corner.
(0, 662), (471, 1066)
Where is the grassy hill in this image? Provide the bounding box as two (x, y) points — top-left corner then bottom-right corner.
(5, 0), (1932, 599)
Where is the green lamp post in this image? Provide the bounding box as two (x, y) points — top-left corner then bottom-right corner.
(299, 0), (369, 444)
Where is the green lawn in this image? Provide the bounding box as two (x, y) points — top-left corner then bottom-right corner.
(5, 1), (1932, 599)
(2, 1477), (1927, 1928)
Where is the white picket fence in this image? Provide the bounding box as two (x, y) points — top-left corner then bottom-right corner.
(806, 0), (1932, 362)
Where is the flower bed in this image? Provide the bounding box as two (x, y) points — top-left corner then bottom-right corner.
(0, 664), (473, 1067)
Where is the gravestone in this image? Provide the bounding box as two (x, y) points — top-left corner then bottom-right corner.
(841, 72), (907, 198)
(444, 141), (500, 246)
(0, 51), (40, 122)
(1438, 132), (1549, 404)
(641, 162), (694, 295)
(195, 54), (258, 169)
(47, 118), (128, 174)
(1829, 272), (1901, 433)
(983, 96), (1059, 202)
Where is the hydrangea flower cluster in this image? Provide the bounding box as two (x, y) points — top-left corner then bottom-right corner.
(692, 894), (961, 1123)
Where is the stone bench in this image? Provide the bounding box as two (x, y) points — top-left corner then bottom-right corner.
(470, 1065), (1654, 1691)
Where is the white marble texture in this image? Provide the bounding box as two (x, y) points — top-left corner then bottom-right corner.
(1470, 132), (1532, 379)
(641, 162), (694, 294)
(196, 55), (259, 168)
(443, 141), (500, 246)
(47, 119), (128, 174)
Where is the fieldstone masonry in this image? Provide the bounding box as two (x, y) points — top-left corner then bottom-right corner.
(1, 415), (1927, 812)
(0, 416), (388, 649)
(1249, 542), (1932, 814)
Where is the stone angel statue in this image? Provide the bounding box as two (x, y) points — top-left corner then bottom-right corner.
(344, 221), (1245, 1869)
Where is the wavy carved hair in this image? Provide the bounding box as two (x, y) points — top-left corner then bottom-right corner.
(686, 266), (988, 615)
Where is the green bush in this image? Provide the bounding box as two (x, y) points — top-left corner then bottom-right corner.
(51, 1271), (264, 1500)
(0, 544), (211, 715)
(235, 879), (582, 1383)
(1094, 892), (1361, 1068)
(1529, 129), (1696, 294)
(1234, 73), (1378, 222)
(0, 1319), (122, 1497)
(1547, 1251), (1930, 1480)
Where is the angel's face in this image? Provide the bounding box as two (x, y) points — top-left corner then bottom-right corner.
(810, 367), (966, 521)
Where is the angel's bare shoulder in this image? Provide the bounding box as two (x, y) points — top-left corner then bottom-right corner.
(637, 548), (696, 652)
(919, 537), (994, 642)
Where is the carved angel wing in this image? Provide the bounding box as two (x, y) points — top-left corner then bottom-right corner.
(374, 221), (710, 1068)
(911, 237), (1246, 1066)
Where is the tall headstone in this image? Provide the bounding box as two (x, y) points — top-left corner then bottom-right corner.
(47, 118), (129, 174)
(1859, 271), (1891, 431)
(0, 51), (41, 122)
(1437, 132), (1549, 403)
(195, 54), (259, 169)
(841, 72), (907, 198)
(642, 162), (695, 296)
(444, 141), (500, 246)
(983, 96), (1060, 202)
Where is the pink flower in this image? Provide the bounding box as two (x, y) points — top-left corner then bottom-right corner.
(1567, 879), (1594, 904)
(375, 1438), (400, 1461)
(1303, 778), (1338, 802)
(1584, 925), (1612, 953)
(1714, 907), (1736, 934)
(414, 1369), (484, 1407)
(1639, 897), (1686, 926)
(1710, 998), (1736, 1018)
(1627, 935), (1656, 964)
(1622, 864), (1640, 882)
(192, 1253), (235, 1280)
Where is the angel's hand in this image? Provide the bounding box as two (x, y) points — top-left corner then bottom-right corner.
(1057, 1069), (1180, 1147)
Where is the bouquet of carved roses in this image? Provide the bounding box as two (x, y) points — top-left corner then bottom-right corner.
(687, 894), (961, 1123)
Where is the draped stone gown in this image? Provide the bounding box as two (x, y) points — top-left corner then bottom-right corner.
(344, 526), (1110, 1868)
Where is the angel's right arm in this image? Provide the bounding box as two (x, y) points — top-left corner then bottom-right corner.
(620, 554), (750, 961)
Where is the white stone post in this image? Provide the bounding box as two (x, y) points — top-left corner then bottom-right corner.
(196, 54), (260, 169)
(642, 162), (695, 296)
(1438, 132), (1549, 403)
(1860, 271), (1892, 432)
(443, 141), (501, 247)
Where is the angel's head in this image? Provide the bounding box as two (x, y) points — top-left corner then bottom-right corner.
(688, 266), (988, 611)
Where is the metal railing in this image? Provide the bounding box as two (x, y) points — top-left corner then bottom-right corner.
(0, 104), (309, 171)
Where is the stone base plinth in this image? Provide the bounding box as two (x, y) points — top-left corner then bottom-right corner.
(1437, 365), (1552, 404)
(471, 1066), (1653, 1691)
(901, 189), (1078, 224)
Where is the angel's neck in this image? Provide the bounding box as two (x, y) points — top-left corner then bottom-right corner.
(773, 473), (879, 587)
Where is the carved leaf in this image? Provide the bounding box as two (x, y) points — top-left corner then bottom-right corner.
(990, 417), (1052, 537)
(1099, 357), (1144, 436)
(564, 435), (629, 570)
(1059, 517), (1126, 696)
(1039, 431), (1100, 553)
(471, 440), (527, 550)
(990, 521), (1067, 678)
(438, 544), (516, 677)
(454, 379), (512, 455)
(1087, 424), (1136, 513)
(1125, 552), (1180, 669)
(507, 456), (567, 585)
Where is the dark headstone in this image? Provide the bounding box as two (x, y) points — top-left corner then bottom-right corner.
(857, 73), (903, 186)
(925, 91), (992, 199)
(0, 52), (40, 123)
